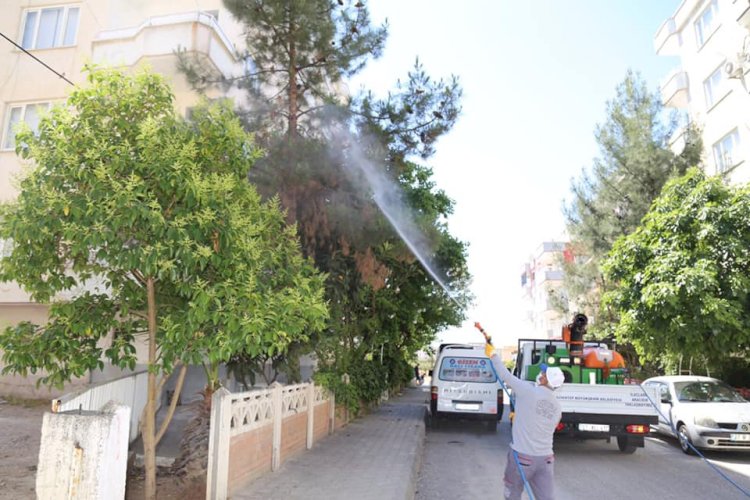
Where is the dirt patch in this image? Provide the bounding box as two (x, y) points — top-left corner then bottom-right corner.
(0, 398), (203, 499)
(0, 397), (46, 500)
(125, 467), (205, 500)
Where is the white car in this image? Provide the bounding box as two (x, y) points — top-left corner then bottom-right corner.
(642, 375), (750, 454)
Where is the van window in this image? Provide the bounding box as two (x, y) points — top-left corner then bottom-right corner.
(439, 356), (496, 383)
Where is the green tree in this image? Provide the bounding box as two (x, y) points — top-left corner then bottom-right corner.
(562, 70), (702, 335)
(180, 0), (470, 404)
(186, 0), (387, 140)
(0, 68), (327, 499)
(602, 169), (750, 369)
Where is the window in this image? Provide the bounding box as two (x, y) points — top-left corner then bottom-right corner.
(694, 0), (718, 47)
(713, 129), (741, 173)
(21, 5), (80, 50)
(703, 64), (726, 108)
(2, 102), (50, 150)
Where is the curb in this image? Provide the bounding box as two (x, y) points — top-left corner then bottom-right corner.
(405, 404), (428, 499)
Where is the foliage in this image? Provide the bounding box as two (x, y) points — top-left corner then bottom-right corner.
(183, 0), (387, 139)
(0, 67), (328, 498)
(562, 70), (702, 336)
(603, 169), (750, 367)
(179, 0), (471, 405)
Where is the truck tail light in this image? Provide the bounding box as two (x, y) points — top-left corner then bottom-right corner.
(431, 386), (438, 401)
(555, 422), (565, 432)
(497, 389), (503, 404)
(626, 424), (648, 434)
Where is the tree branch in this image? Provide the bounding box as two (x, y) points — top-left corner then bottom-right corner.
(155, 363), (187, 446)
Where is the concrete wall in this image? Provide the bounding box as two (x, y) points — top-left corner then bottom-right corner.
(36, 401), (130, 499)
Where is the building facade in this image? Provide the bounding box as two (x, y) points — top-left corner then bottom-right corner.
(520, 241), (570, 339)
(655, 0), (750, 184)
(0, 0), (248, 396)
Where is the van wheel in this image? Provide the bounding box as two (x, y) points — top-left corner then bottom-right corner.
(430, 413), (440, 429)
(617, 436), (637, 454)
(486, 419), (497, 432)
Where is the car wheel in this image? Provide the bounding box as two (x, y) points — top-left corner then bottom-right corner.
(677, 424), (694, 455)
(617, 436), (637, 454)
(486, 418), (497, 432)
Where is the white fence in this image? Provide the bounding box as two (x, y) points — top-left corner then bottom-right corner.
(52, 370), (149, 443)
(206, 382), (334, 500)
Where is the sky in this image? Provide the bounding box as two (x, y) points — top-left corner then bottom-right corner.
(348, 0), (682, 348)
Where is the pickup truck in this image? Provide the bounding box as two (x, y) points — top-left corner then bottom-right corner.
(552, 382), (659, 453)
(513, 334), (659, 453)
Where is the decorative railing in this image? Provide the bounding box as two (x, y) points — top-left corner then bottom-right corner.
(207, 381), (335, 500)
(228, 386), (274, 436)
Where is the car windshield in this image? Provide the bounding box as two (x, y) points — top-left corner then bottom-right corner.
(674, 381), (746, 403)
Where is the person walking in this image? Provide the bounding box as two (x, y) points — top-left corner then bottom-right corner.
(485, 342), (565, 500)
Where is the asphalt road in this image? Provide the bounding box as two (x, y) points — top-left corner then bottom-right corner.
(416, 407), (750, 500)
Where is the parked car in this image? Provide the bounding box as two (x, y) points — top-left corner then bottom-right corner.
(642, 375), (750, 454)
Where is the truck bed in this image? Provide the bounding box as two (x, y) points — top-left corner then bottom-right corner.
(555, 383), (659, 417)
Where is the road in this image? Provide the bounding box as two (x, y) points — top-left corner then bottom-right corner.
(416, 408), (750, 500)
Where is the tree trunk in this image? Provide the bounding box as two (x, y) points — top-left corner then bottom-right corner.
(144, 277), (158, 500)
(287, 16), (298, 140)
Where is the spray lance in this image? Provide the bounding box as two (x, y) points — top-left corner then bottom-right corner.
(473, 321), (536, 500)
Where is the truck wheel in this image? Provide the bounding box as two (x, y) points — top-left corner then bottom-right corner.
(677, 424), (694, 455)
(617, 436), (637, 454)
(486, 419), (497, 432)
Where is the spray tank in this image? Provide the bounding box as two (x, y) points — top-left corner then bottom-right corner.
(518, 314), (627, 385)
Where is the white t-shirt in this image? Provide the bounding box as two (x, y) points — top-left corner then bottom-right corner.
(490, 353), (561, 456)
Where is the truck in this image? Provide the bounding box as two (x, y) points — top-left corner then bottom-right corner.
(511, 314), (659, 453)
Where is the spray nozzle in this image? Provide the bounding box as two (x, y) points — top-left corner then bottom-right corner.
(474, 322), (491, 345)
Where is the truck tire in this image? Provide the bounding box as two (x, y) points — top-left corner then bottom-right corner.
(617, 436), (637, 454)
(486, 419), (497, 432)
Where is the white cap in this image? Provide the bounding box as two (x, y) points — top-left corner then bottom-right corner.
(545, 367), (565, 388)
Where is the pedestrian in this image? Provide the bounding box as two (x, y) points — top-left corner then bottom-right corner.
(414, 364), (422, 385)
(485, 342), (565, 500)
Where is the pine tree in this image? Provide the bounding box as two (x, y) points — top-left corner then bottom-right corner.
(179, 0), (470, 403)
(562, 70), (703, 335)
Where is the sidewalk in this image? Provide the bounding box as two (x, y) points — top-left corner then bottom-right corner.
(233, 384), (430, 500)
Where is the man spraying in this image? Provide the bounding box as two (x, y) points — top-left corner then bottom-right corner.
(480, 324), (564, 500)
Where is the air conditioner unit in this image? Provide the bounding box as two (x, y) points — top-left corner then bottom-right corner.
(724, 61), (742, 79)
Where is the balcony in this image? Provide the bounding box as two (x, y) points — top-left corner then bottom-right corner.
(660, 69), (690, 108)
(739, 0), (750, 30)
(91, 11), (240, 77)
(536, 270), (564, 285)
(654, 17), (681, 56)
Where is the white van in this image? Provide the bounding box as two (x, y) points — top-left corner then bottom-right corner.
(430, 343), (504, 431)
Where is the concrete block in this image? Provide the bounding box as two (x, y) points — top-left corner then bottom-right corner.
(36, 401), (130, 499)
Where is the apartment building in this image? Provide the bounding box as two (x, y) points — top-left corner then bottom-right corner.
(0, 0), (248, 396)
(520, 241), (570, 339)
(655, 0), (750, 184)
